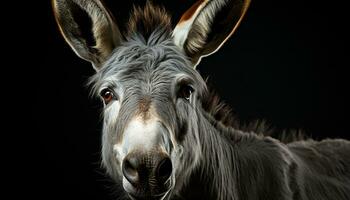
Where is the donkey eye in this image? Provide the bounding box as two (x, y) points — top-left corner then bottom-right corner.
(178, 85), (194, 101)
(100, 88), (115, 104)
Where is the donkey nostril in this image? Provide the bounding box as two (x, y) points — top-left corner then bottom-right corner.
(156, 157), (172, 183)
(122, 157), (139, 185)
(123, 154), (172, 187)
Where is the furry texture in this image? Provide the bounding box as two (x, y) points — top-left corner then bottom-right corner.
(173, 0), (251, 66)
(90, 4), (350, 200)
(126, 2), (172, 40)
(53, 0), (122, 69)
(54, 1), (350, 200)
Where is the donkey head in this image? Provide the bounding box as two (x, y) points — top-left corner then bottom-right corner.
(53, 0), (250, 199)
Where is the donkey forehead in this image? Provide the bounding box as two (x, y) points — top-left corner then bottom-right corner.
(94, 38), (197, 87)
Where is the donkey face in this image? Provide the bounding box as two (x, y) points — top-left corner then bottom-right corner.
(53, 0), (250, 199)
(91, 39), (207, 198)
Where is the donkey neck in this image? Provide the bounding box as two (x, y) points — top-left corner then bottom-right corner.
(191, 107), (296, 200)
(190, 108), (249, 200)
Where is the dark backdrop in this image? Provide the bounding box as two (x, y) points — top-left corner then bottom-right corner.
(37, 0), (349, 199)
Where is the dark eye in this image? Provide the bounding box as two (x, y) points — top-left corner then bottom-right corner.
(100, 88), (115, 104)
(177, 84), (194, 101)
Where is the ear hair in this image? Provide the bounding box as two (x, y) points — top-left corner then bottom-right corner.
(52, 0), (122, 70)
(173, 0), (251, 68)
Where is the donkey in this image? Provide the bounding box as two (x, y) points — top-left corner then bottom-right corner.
(52, 0), (350, 199)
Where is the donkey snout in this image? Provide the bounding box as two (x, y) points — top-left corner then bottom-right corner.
(122, 152), (172, 191)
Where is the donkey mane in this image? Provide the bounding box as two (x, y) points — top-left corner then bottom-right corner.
(202, 89), (306, 143)
(126, 2), (172, 40)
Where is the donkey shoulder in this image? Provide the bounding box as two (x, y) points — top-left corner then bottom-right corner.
(234, 134), (350, 200)
(288, 138), (350, 172)
(287, 138), (350, 200)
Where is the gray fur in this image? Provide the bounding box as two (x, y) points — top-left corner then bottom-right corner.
(88, 28), (350, 200)
(53, 1), (350, 200)
(52, 0), (122, 69)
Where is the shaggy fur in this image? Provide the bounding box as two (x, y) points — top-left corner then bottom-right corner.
(93, 4), (350, 200)
(53, 1), (350, 200)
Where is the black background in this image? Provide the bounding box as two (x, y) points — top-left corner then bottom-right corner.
(33, 0), (349, 199)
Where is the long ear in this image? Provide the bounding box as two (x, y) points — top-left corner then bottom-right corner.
(52, 0), (122, 70)
(173, 0), (251, 68)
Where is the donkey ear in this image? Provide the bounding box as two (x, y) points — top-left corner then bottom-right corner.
(173, 0), (251, 68)
(52, 0), (122, 70)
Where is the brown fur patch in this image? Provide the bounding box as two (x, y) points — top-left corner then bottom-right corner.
(138, 96), (152, 121)
(178, 0), (204, 22)
(202, 89), (238, 127)
(126, 1), (172, 39)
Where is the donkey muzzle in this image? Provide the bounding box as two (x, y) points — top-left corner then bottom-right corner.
(122, 151), (172, 199)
